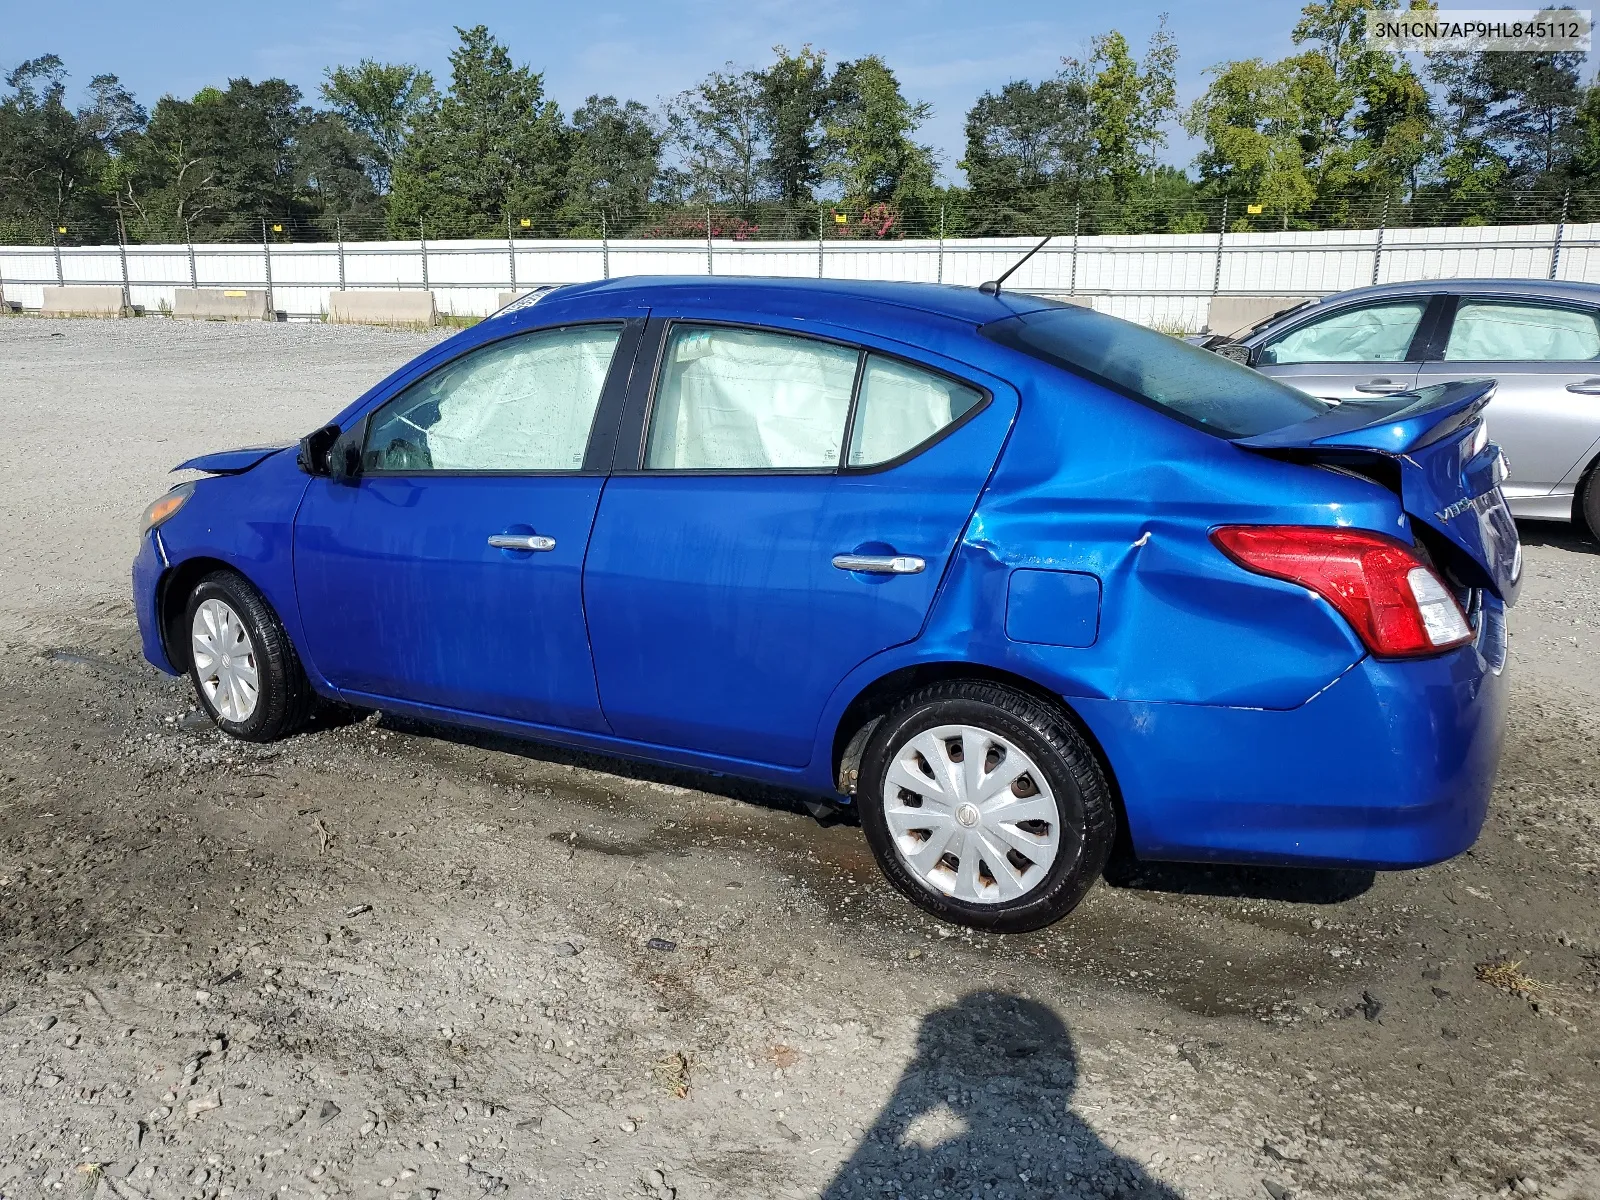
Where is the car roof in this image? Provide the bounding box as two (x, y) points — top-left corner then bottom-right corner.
(491, 275), (1061, 328)
(1288, 277), (1600, 309)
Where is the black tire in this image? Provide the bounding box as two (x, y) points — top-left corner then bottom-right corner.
(1580, 464), (1600, 544)
(857, 680), (1116, 933)
(183, 569), (313, 742)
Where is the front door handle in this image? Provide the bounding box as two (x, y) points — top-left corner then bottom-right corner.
(488, 533), (556, 552)
(833, 553), (925, 575)
(1566, 378), (1600, 395)
(1353, 378), (1408, 394)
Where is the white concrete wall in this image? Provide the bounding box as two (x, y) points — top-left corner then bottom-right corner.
(2, 222), (1594, 331)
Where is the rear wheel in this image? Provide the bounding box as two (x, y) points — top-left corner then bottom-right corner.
(857, 681), (1116, 933)
(184, 570), (313, 742)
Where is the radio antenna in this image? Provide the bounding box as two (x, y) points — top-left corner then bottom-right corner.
(979, 233), (1053, 296)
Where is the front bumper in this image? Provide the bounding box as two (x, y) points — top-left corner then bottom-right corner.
(133, 529), (179, 675)
(1076, 598), (1508, 869)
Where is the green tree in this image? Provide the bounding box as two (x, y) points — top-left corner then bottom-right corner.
(0, 55), (140, 238)
(958, 76), (1093, 232)
(660, 66), (765, 204)
(118, 78), (314, 238)
(754, 45), (832, 204)
(388, 25), (568, 236)
(824, 55), (936, 207)
(564, 95), (661, 228)
(320, 59), (436, 194)
(1072, 18), (1179, 208)
(1185, 57), (1316, 217)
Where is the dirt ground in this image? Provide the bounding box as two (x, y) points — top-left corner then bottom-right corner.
(1, 317), (1597, 1200)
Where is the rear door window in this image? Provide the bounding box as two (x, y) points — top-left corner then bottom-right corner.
(981, 304), (1329, 438)
(847, 355), (985, 467)
(644, 325), (858, 470)
(1259, 301), (1428, 364)
(1444, 300), (1600, 361)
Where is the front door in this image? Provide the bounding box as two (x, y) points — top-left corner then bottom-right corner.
(1412, 295), (1600, 499)
(1253, 296), (1434, 400)
(293, 319), (641, 731)
(582, 321), (1017, 767)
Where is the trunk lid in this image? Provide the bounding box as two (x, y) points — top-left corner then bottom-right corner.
(1236, 380), (1521, 603)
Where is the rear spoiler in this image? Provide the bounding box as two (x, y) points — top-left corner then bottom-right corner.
(1235, 379), (1495, 455)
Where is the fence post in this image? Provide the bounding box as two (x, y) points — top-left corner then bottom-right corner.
(418, 221), (429, 292)
(601, 210), (610, 280)
(1551, 189), (1571, 280)
(116, 216), (132, 314)
(937, 205), (945, 284)
(185, 220), (197, 289)
(335, 216), (346, 290)
(705, 206), (713, 276)
(261, 219), (274, 316)
(818, 205), (826, 278)
(1372, 194), (1390, 286)
(52, 227), (64, 286)
(506, 213), (517, 292)
(1212, 196), (1228, 297)
(1069, 202), (1081, 296)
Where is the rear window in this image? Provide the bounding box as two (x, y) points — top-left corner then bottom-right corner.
(981, 305), (1332, 438)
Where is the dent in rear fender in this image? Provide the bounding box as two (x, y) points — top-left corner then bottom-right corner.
(145, 451), (327, 691)
(926, 514), (1367, 709)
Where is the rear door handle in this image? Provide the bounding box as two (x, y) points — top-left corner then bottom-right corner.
(1353, 378), (1408, 394)
(488, 533), (556, 552)
(1565, 378), (1600, 394)
(833, 553), (925, 575)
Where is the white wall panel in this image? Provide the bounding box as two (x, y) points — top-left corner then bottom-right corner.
(4, 222), (1598, 331)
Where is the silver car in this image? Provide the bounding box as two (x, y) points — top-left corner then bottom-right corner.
(1220, 278), (1600, 533)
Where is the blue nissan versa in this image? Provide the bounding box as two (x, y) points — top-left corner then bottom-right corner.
(132, 277), (1520, 932)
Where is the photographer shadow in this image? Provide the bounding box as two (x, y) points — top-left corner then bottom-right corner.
(822, 992), (1181, 1199)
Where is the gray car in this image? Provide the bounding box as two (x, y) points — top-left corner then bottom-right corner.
(1217, 278), (1600, 533)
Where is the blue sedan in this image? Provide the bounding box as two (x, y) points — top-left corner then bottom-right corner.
(132, 277), (1519, 932)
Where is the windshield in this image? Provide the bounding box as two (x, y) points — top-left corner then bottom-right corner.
(981, 304), (1333, 438)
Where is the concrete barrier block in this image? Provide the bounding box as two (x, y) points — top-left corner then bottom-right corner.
(172, 287), (271, 321)
(328, 289), (437, 327)
(42, 286), (128, 318)
(1204, 295), (1311, 338)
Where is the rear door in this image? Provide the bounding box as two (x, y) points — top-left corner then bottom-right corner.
(293, 317), (643, 731)
(582, 319), (1017, 767)
(1412, 295), (1600, 500)
(1253, 295), (1439, 400)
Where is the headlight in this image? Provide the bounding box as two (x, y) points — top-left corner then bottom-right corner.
(139, 482), (194, 534)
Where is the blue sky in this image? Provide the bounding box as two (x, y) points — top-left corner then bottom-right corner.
(4, 0), (1314, 183)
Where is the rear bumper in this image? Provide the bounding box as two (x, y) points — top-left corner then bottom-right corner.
(1076, 601), (1507, 869)
(133, 530), (179, 676)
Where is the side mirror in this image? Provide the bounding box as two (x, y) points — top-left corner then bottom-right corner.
(296, 424), (340, 476)
(326, 416), (369, 484)
(1215, 341), (1253, 365)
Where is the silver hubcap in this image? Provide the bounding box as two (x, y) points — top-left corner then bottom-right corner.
(882, 724), (1062, 904)
(191, 598), (259, 722)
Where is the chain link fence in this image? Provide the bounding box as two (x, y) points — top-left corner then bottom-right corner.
(0, 188), (1594, 248)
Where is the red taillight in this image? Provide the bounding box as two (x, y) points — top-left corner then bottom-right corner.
(1212, 525), (1473, 658)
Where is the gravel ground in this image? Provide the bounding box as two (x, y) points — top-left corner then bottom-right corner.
(1, 315), (1598, 1200)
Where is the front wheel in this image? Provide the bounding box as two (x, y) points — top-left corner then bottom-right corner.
(184, 570), (313, 742)
(857, 681), (1116, 933)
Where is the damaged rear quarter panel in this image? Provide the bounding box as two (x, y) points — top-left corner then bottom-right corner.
(931, 353), (1405, 711)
